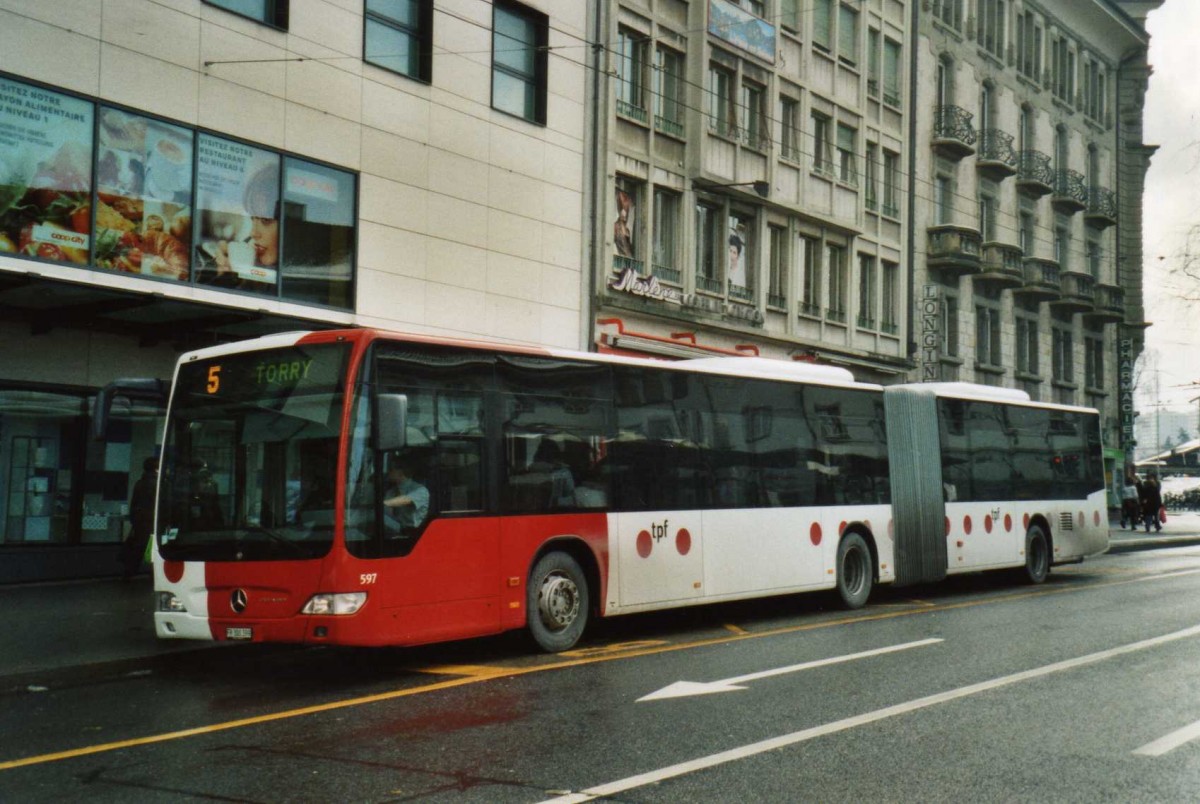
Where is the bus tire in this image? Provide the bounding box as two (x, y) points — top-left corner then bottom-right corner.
(527, 551), (589, 653)
(836, 532), (873, 609)
(1023, 524), (1050, 584)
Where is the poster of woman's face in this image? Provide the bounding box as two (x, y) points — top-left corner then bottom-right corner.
(614, 185), (635, 259)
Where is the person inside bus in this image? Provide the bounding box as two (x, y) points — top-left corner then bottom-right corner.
(529, 439), (576, 509)
(383, 459), (429, 534)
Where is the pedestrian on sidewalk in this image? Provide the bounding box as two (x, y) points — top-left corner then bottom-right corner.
(120, 456), (158, 579)
(1139, 472), (1163, 534)
(1120, 471), (1140, 529)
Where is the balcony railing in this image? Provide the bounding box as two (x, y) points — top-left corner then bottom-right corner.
(977, 129), (1018, 179)
(826, 307), (848, 324)
(1051, 169), (1088, 214)
(977, 242), (1024, 289)
(652, 264), (681, 284)
(1051, 270), (1096, 313)
(927, 224), (982, 276)
(1014, 257), (1061, 301)
(617, 99), (648, 125)
(613, 255), (645, 275)
(1085, 283), (1125, 324)
(654, 115), (685, 139)
(1016, 150), (1053, 198)
(799, 301), (821, 318)
(767, 292), (787, 309)
(1085, 186), (1118, 229)
(728, 282), (754, 303)
(696, 273), (722, 294)
(932, 105), (977, 160)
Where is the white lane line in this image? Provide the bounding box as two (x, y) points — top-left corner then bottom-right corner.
(1134, 719), (1200, 757)
(541, 623), (1200, 804)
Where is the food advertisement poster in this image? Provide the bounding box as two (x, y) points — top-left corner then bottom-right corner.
(196, 134), (280, 292)
(0, 77), (93, 264)
(94, 108), (193, 280)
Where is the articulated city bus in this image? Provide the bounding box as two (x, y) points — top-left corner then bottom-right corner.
(144, 328), (1107, 652)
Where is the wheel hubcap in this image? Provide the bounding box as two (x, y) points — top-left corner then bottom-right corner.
(538, 572), (579, 631)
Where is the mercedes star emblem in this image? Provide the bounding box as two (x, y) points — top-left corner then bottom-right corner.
(230, 588), (248, 614)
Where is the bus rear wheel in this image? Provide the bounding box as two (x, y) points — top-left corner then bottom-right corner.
(836, 532), (873, 609)
(1023, 524), (1050, 584)
(527, 551), (589, 653)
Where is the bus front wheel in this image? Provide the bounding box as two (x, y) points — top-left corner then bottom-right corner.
(527, 551), (589, 653)
(1023, 524), (1050, 584)
(836, 532), (873, 609)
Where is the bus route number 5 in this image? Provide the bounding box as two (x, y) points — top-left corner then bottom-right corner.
(206, 365), (221, 394)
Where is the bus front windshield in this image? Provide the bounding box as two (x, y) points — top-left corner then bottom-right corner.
(157, 342), (350, 561)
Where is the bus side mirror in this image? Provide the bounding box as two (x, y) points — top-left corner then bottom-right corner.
(376, 393), (408, 452)
(92, 379), (168, 441)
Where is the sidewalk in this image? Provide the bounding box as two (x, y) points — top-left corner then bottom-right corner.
(4, 516), (1200, 683)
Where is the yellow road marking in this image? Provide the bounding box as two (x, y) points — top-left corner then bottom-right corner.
(3, 565), (1197, 772)
(419, 664), (507, 678)
(724, 624), (748, 635)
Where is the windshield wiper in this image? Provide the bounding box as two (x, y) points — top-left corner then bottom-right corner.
(242, 524), (307, 555)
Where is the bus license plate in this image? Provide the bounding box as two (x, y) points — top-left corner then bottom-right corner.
(226, 627), (253, 640)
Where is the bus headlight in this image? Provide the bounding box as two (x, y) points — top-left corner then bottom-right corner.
(157, 592), (187, 613)
(301, 593), (367, 615)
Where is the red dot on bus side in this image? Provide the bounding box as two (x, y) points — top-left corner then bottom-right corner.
(945, 517), (951, 536)
(984, 515), (993, 534)
(963, 516), (973, 535)
(164, 560), (184, 583)
(810, 522), (822, 546)
(1023, 513), (1030, 530)
(1093, 511), (1101, 527)
(1004, 514), (1013, 532)
(676, 528), (692, 556)
(839, 521), (847, 535)
(636, 530), (652, 558)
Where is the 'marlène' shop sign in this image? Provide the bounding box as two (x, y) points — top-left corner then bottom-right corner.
(608, 267), (764, 326)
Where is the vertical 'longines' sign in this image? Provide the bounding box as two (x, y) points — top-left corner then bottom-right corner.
(921, 284), (941, 381)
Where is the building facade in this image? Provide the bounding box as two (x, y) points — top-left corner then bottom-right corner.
(0, 0), (590, 582)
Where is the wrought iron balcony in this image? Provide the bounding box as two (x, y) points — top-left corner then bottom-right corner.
(1051, 169), (1088, 214)
(1014, 257), (1061, 301)
(1016, 150), (1053, 198)
(977, 242), (1024, 289)
(1050, 270), (1096, 313)
(932, 105), (977, 160)
(927, 224), (982, 277)
(1085, 283), (1125, 324)
(976, 129), (1018, 179)
(1085, 186), (1118, 229)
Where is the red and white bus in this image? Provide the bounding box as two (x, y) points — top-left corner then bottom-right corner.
(145, 328), (1108, 652)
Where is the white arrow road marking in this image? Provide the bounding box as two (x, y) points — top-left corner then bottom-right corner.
(637, 637), (944, 702)
(1134, 718), (1200, 757)
(543, 623), (1200, 804)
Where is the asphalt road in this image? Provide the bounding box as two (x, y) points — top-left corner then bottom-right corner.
(5, 545), (1200, 802)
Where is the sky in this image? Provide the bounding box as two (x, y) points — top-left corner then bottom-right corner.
(1141, 0), (1200, 417)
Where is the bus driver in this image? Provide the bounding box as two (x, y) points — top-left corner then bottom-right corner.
(383, 459), (429, 534)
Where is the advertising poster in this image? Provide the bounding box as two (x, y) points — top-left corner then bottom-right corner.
(280, 159), (355, 307)
(94, 108), (193, 280)
(195, 133), (280, 294)
(0, 77), (93, 264)
(614, 183), (636, 259)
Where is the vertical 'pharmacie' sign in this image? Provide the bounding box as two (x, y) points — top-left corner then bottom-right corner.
(708, 0), (777, 64)
(1118, 336), (1136, 450)
(920, 284), (941, 382)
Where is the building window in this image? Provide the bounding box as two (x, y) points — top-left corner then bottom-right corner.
(728, 210), (755, 299)
(1016, 314), (1040, 376)
(281, 159), (356, 308)
(1087, 237), (1102, 279)
(652, 188), (680, 282)
(780, 96), (802, 162)
(882, 150), (900, 217)
(204, 0), (288, 28)
(813, 0), (833, 51)
(740, 80), (767, 150)
(1017, 10), (1043, 81)
(1054, 215), (1071, 272)
(942, 291), (960, 358)
(867, 28), (881, 98)
(767, 225), (788, 309)
(1052, 325), (1075, 383)
(708, 63), (737, 139)
(978, 181), (998, 242)
(977, 0), (1006, 59)
(881, 260), (898, 335)
(654, 46), (685, 137)
(695, 201), (723, 293)
(1020, 208), (1036, 255)
(857, 254), (876, 329)
(614, 176), (642, 269)
(935, 173), (954, 225)
(799, 236), (821, 317)
(864, 143), (879, 211)
(933, 0), (962, 32)
(826, 244), (847, 322)
(364, 0), (432, 81)
(1051, 34), (1075, 104)
(837, 3), (860, 66)
(883, 38), (902, 107)
(616, 27), (648, 123)
(812, 111), (833, 176)
(836, 123), (857, 185)
(780, 0), (800, 32)
(975, 303), (1002, 368)
(492, 1), (547, 124)
(1085, 334), (1105, 389)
